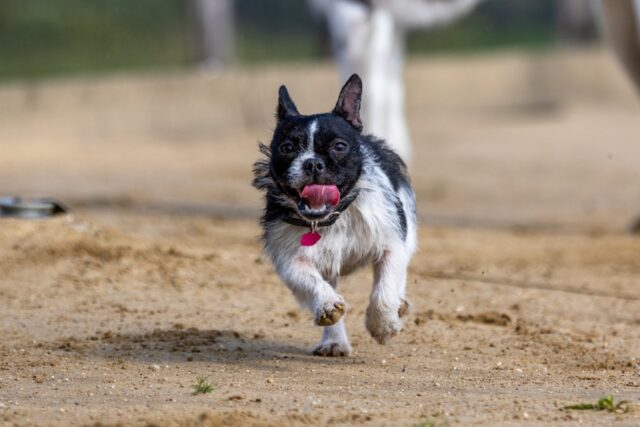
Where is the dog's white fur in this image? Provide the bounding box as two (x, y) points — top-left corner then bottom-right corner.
(263, 144), (417, 355)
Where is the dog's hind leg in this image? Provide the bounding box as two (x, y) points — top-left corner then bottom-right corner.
(365, 245), (411, 344)
(311, 318), (352, 356)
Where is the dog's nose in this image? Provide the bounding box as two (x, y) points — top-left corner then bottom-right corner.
(303, 158), (325, 175)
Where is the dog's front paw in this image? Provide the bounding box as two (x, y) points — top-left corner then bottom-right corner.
(314, 297), (346, 326)
(311, 339), (352, 357)
(365, 301), (405, 344)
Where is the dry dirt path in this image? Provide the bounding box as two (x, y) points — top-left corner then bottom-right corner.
(1, 213), (639, 426)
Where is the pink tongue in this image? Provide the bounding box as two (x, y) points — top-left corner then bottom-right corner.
(300, 185), (340, 209)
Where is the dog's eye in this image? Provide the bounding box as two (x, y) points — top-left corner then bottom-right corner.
(279, 142), (295, 154)
(332, 140), (349, 153)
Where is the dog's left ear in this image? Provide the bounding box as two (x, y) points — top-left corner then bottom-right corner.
(277, 85), (300, 121)
(333, 74), (363, 132)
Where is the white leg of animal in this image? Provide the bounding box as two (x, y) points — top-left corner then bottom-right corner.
(364, 8), (395, 140)
(312, 318), (353, 356)
(310, 276), (352, 356)
(275, 257), (347, 327)
(324, 0), (370, 78)
(366, 8), (414, 160)
(385, 26), (412, 161)
(365, 243), (411, 344)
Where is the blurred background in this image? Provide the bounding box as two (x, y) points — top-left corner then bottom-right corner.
(1, 0), (639, 231)
(0, 0), (599, 80)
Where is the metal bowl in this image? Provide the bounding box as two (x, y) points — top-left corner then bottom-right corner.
(0, 197), (68, 219)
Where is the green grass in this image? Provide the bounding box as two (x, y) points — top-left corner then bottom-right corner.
(0, 0), (566, 82)
(408, 26), (555, 55)
(408, 0), (558, 55)
(412, 420), (449, 427)
(0, 0), (191, 82)
(564, 395), (630, 414)
(236, 30), (323, 65)
(192, 376), (215, 395)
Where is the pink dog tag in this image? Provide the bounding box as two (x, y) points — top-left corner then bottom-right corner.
(300, 231), (321, 246)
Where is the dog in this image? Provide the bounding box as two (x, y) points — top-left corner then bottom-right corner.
(253, 74), (417, 356)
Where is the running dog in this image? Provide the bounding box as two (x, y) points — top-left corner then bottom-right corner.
(253, 74), (417, 356)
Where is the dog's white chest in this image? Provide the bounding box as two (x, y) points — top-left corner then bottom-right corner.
(300, 191), (394, 278)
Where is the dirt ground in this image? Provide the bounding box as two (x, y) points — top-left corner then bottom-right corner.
(1, 52), (640, 426)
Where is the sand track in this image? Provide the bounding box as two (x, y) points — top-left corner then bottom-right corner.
(1, 214), (639, 426)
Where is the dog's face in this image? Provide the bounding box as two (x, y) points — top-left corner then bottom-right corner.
(268, 74), (365, 221)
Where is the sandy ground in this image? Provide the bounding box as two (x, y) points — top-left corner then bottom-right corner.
(1, 215), (639, 426)
(1, 52), (640, 426)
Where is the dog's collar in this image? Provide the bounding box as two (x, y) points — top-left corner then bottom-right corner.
(281, 189), (360, 229)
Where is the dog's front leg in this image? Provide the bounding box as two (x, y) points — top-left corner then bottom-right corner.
(276, 258), (346, 327)
(310, 277), (352, 356)
(366, 246), (411, 344)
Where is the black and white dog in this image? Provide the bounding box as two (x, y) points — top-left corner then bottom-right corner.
(253, 74), (417, 356)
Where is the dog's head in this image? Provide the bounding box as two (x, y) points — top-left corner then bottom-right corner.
(255, 74), (365, 222)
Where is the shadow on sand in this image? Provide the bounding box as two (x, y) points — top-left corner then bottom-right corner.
(52, 326), (358, 368)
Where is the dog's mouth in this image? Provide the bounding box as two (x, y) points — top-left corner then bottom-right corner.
(294, 184), (341, 221)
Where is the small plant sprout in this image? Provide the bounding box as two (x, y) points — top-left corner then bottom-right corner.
(564, 394), (630, 414)
(413, 420), (449, 427)
(192, 376), (215, 395)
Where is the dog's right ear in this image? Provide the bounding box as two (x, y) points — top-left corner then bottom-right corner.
(333, 74), (363, 132)
(277, 85), (300, 121)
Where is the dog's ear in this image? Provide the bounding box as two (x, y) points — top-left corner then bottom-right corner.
(333, 74), (363, 132)
(277, 85), (299, 121)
